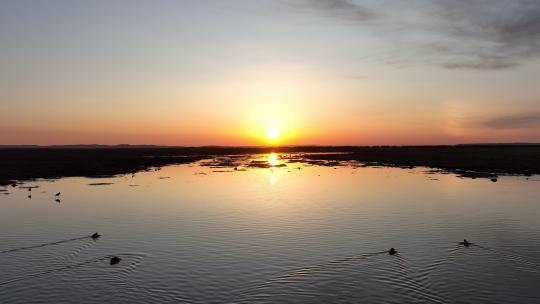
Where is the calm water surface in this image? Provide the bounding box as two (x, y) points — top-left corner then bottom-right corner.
(1, 154), (540, 303)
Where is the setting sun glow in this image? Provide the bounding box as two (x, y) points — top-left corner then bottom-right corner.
(267, 128), (279, 140)
(242, 102), (304, 146)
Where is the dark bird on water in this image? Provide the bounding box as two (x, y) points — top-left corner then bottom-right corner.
(110, 256), (121, 265)
(55, 192), (61, 197)
(460, 239), (471, 247)
(91, 232), (101, 240)
(389, 248), (397, 255)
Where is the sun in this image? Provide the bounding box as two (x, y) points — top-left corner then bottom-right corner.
(267, 128), (280, 141)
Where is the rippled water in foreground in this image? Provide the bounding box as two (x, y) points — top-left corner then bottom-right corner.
(1, 153), (540, 303)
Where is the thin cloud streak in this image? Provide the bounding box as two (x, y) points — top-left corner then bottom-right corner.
(482, 112), (540, 129)
(293, 0), (376, 22)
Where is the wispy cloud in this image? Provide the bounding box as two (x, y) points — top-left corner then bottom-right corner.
(291, 0), (540, 70)
(293, 0), (375, 22)
(482, 112), (540, 129)
(429, 0), (540, 69)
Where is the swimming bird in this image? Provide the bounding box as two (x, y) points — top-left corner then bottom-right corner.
(28, 188), (31, 192)
(55, 192), (61, 197)
(389, 248), (397, 255)
(110, 256), (121, 265)
(460, 239), (471, 247)
(91, 232), (101, 240)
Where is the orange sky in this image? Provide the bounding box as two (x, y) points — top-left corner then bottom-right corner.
(1, 1), (539, 146)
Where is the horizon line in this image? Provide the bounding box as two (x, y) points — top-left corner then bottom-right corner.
(1, 142), (539, 149)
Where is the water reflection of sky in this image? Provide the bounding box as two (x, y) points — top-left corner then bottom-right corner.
(1, 154), (540, 303)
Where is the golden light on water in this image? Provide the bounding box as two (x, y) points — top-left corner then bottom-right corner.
(270, 174), (277, 185)
(268, 152), (279, 185)
(268, 153), (278, 166)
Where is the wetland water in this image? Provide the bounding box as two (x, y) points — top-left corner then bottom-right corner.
(1, 153), (539, 303)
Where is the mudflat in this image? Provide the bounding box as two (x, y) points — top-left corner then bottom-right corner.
(1, 145), (539, 185)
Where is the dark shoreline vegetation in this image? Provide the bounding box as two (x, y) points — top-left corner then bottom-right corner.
(1, 145), (540, 186)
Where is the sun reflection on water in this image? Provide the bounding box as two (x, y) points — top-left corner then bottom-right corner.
(268, 153), (278, 167)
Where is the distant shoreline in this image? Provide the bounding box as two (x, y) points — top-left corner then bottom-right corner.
(1, 143), (539, 149)
(1, 145), (539, 186)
